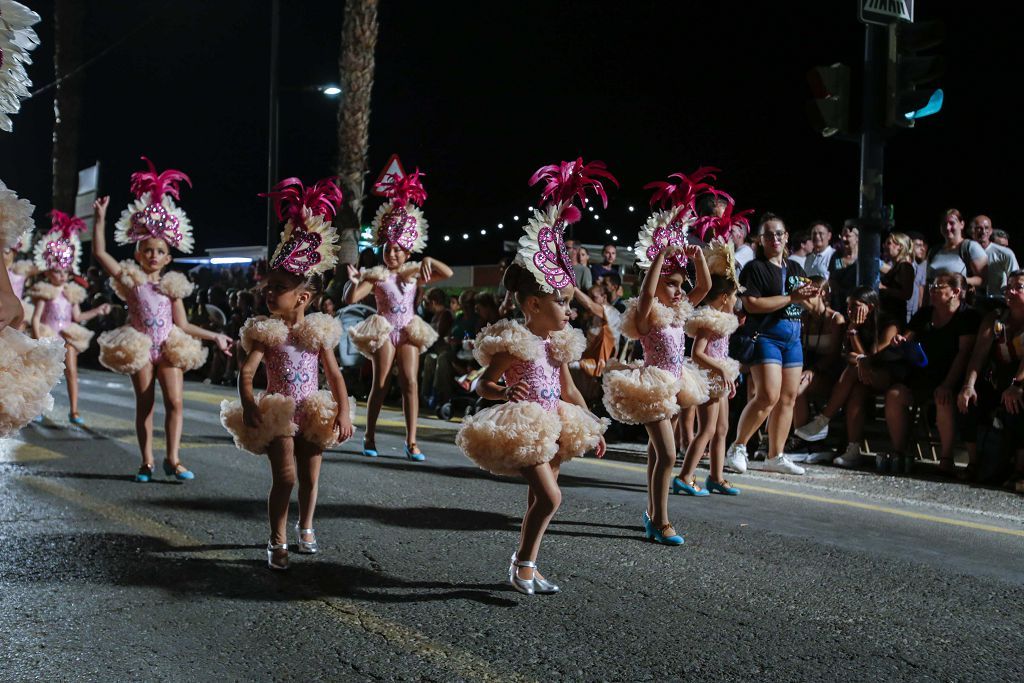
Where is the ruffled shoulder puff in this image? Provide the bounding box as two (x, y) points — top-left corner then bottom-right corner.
(293, 312), (343, 352)
(157, 271), (195, 300)
(10, 260), (35, 277)
(472, 318), (543, 366)
(26, 281), (61, 301)
(239, 316), (289, 353)
(397, 261), (421, 281)
(621, 297), (674, 339)
(670, 298), (695, 327)
(63, 282), (87, 306)
(684, 306), (739, 338)
(359, 265), (392, 283)
(110, 260), (148, 302)
(359, 261), (421, 284)
(547, 326), (586, 365)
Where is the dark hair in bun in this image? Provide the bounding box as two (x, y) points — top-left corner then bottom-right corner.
(502, 261), (546, 304)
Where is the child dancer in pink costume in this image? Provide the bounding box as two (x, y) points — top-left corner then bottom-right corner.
(345, 161), (452, 461)
(457, 159), (611, 595)
(2, 211), (36, 332)
(28, 211), (111, 425)
(601, 170), (713, 545)
(93, 158), (232, 481)
(221, 177), (354, 571)
(676, 239), (743, 496)
(0, 180), (65, 436)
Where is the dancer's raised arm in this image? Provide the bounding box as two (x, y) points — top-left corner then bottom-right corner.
(91, 196), (121, 277)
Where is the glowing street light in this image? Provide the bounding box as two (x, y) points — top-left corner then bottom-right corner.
(462, 233), (469, 240)
(611, 235), (618, 241)
(497, 223), (503, 229)
(443, 235), (450, 241)
(513, 215), (520, 221)
(605, 228), (611, 235)
(480, 229), (487, 235)
(321, 85), (342, 96)
(628, 205), (635, 212)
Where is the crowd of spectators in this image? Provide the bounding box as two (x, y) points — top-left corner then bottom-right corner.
(59, 212), (1024, 494)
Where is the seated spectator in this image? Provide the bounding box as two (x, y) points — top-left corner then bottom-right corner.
(421, 288), (455, 406)
(795, 288), (900, 467)
(792, 277), (846, 440)
(879, 232), (916, 324)
(992, 229), (1010, 248)
(907, 231), (929, 320)
(883, 273), (980, 475)
(958, 270), (1024, 488)
(474, 292), (501, 329)
(731, 221), (755, 272)
(564, 239), (593, 292)
(450, 289), (479, 343)
(927, 208), (987, 289)
(803, 221), (835, 279)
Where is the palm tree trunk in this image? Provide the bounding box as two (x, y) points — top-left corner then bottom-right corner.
(335, 0), (379, 265)
(51, 0), (84, 214)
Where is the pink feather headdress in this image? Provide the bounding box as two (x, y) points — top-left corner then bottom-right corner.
(372, 164), (429, 253)
(634, 167), (718, 275)
(517, 158), (619, 293)
(692, 188), (753, 242)
(263, 177), (342, 278)
(114, 157), (195, 253)
(33, 209), (85, 273)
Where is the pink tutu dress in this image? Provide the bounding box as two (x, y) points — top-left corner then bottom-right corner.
(601, 298), (709, 425)
(456, 319), (609, 477)
(348, 263), (438, 357)
(220, 313), (351, 454)
(684, 306), (740, 400)
(97, 261), (207, 374)
(27, 281), (94, 353)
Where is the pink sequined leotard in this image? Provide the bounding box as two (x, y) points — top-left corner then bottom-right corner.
(372, 272), (418, 347)
(40, 290), (72, 335)
(126, 282), (173, 364)
(264, 331), (321, 425)
(503, 338), (562, 413)
(640, 324), (687, 377)
(7, 269), (25, 299)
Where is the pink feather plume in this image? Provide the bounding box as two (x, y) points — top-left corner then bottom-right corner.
(692, 189), (754, 240)
(379, 168), (427, 207)
(528, 158), (618, 222)
(261, 177), (344, 224)
(643, 166), (719, 211)
(129, 156), (192, 203)
(47, 210), (87, 239)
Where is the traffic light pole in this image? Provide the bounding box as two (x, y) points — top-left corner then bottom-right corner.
(858, 22), (887, 291)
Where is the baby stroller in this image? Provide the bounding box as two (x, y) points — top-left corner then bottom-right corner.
(337, 304), (376, 399)
(436, 365), (491, 420)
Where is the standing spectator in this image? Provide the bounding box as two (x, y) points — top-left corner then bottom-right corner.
(590, 243), (620, 284)
(726, 213), (819, 475)
(828, 220), (860, 311)
(564, 239), (593, 293)
(788, 230), (813, 269)
(907, 231), (929, 320)
(803, 221), (836, 278)
(421, 288), (455, 406)
(971, 215), (1019, 300)
(927, 208), (987, 288)
(992, 229), (1011, 248)
(731, 222), (755, 272)
(885, 273), (981, 475)
(474, 292), (501, 328)
(879, 232), (916, 324)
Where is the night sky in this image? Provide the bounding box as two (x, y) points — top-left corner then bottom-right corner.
(0, 0), (1016, 264)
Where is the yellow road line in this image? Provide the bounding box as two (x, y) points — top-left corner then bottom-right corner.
(0, 441), (65, 463)
(579, 458), (1024, 538)
(21, 475), (532, 682)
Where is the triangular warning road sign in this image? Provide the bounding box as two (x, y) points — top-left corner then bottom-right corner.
(372, 154), (406, 197)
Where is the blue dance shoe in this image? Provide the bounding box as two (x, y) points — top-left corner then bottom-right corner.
(135, 465), (154, 483)
(672, 477), (710, 496)
(404, 443), (425, 462)
(646, 521), (685, 546)
(361, 438), (378, 457)
(163, 461), (195, 480)
(68, 412), (85, 426)
(705, 477), (740, 495)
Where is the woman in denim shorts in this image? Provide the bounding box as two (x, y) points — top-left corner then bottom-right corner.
(725, 213), (820, 475)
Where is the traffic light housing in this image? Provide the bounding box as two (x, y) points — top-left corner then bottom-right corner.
(886, 19), (945, 128)
(806, 63), (852, 137)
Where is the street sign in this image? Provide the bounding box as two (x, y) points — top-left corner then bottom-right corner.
(74, 162), (100, 242)
(371, 154), (406, 197)
(859, 0), (913, 25)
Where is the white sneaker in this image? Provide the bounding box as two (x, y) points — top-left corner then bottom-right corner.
(794, 414), (830, 442)
(805, 451), (835, 464)
(725, 444), (748, 474)
(833, 443), (865, 468)
(763, 454), (806, 475)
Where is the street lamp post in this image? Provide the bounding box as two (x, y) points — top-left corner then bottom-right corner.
(266, 0), (281, 260)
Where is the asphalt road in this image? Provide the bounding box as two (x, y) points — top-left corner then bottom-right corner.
(1, 369), (1022, 682)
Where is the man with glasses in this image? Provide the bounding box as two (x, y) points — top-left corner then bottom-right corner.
(803, 221), (835, 279)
